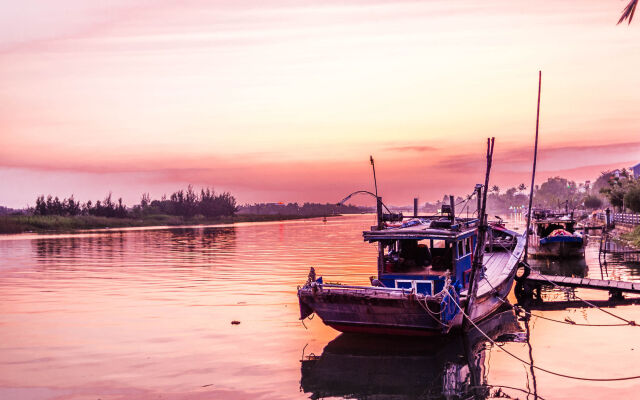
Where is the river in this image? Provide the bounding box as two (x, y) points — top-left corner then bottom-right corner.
(1, 214), (639, 399)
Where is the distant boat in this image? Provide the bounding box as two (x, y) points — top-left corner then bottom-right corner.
(297, 187), (526, 336)
(528, 209), (585, 258)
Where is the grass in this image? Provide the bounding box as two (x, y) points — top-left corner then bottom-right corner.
(621, 225), (640, 248)
(0, 213), (332, 234)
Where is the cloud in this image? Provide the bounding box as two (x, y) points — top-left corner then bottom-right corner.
(385, 145), (438, 152)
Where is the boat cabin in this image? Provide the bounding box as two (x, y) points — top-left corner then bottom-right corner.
(533, 219), (576, 238)
(363, 216), (479, 295)
(531, 210), (574, 235)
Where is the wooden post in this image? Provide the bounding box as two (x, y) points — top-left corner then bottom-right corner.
(413, 198), (418, 217)
(376, 196), (383, 230)
(449, 195), (455, 223)
(464, 138), (495, 330)
(476, 186), (482, 221)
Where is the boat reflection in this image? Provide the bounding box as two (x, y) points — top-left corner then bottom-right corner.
(300, 307), (525, 400)
(529, 256), (588, 278)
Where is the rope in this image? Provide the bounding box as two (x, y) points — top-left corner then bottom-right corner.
(515, 306), (631, 327)
(416, 291), (451, 328)
(479, 273), (633, 328)
(482, 227), (637, 327)
(445, 291), (640, 381)
(530, 270), (637, 326)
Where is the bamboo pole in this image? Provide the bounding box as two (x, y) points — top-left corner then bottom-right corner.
(524, 71), (542, 262)
(463, 137), (495, 329)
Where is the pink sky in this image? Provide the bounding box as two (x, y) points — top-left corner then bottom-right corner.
(1, 1), (639, 208)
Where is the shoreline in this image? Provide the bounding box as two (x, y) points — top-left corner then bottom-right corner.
(0, 213), (342, 235)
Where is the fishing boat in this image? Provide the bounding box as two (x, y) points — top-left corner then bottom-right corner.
(527, 209), (585, 258)
(298, 139), (526, 336)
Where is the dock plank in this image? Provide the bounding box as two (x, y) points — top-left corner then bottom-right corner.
(524, 273), (640, 294)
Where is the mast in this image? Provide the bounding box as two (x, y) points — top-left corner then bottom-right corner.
(463, 137), (495, 329)
(524, 71), (542, 262)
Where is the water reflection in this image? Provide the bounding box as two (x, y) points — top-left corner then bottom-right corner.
(529, 256), (588, 278)
(301, 308), (527, 400)
(3, 215), (640, 399)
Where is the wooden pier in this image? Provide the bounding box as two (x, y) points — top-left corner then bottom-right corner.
(522, 272), (640, 300)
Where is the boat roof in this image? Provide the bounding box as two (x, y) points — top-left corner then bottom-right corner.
(363, 216), (479, 242)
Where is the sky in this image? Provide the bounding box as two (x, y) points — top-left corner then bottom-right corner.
(1, 0), (639, 208)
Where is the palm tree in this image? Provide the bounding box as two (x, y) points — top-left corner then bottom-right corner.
(619, 0), (637, 24)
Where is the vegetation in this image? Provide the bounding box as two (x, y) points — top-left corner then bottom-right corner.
(621, 226), (640, 248)
(596, 169), (640, 213)
(0, 186), (367, 234)
(619, 0), (637, 24)
(583, 195), (603, 210)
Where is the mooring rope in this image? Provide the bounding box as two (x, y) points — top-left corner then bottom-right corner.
(445, 291), (640, 381)
(484, 233), (638, 328)
(479, 274), (635, 327)
(529, 269), (637, 326)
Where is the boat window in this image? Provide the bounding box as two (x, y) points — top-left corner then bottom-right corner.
(457, 241), (464, 257)
(431, 240), (452, 271)
(383, 239), (432, 273)
(465, 238), (472, 254)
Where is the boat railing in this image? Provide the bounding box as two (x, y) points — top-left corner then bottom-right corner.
(313, 282), (447, 299)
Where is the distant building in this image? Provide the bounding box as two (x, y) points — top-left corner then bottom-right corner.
(630, 163), (640, 178)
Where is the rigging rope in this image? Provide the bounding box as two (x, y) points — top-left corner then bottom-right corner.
(484, 231), (637, 327)
(445, 291), (640, 382)
(525, 268), (637, 326)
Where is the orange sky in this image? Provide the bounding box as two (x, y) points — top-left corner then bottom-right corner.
(1, 1), (639, 207)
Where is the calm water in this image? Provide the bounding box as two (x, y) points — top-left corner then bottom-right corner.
(1, 214), (640, 399)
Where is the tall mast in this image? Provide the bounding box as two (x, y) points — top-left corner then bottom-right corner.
(463, 137), (495, 329)
(524, 71), (542, 262)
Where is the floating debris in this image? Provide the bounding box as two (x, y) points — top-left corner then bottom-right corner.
(231, 320), (241, 325)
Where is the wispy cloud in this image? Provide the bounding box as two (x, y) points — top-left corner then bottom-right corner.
(385, 145), (438, 152)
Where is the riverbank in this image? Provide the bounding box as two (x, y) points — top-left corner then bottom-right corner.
(0, 214), (335, 234)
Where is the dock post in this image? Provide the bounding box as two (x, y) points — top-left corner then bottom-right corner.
(413, 198), (418, 217)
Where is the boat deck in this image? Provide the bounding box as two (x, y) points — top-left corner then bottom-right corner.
(475, 250), (517, 296)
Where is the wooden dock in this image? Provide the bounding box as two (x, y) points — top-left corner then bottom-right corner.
(524, 272), (640, 297)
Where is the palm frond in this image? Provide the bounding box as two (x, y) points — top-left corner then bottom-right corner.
(618, 0), (638, 25)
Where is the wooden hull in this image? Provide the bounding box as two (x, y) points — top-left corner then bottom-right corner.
(298, 288), (451, 336)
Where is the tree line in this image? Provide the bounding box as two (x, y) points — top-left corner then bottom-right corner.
(33, 186), (238, 219)
(239, 202), (364, 216)
(597, 169), (640, 213)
